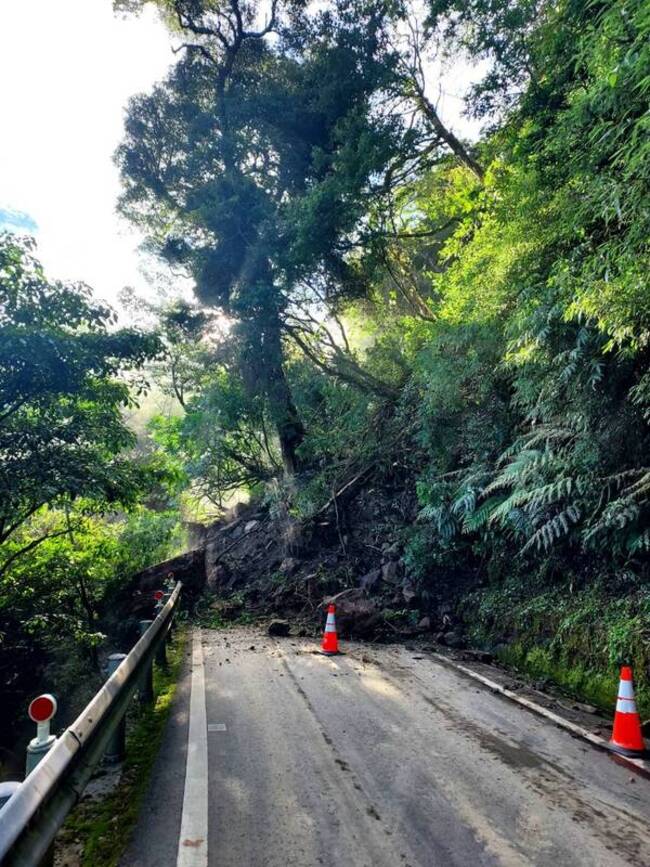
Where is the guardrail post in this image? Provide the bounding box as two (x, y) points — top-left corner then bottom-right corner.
(24, 698), (57, 867)
(138, 620), (155, 704)
(156, 632), (168, 671)
(163, 577), (175, 640)
(165, 595), (175, 643)
(104, 653), (128, 763)
(26, 695), (58, 776)
(152, 591), (169, 669)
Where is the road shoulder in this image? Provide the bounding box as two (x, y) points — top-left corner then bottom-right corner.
(118, 637), (193, 867)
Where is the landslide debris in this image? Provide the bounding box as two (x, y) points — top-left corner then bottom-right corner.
(168, 470), (470, 645)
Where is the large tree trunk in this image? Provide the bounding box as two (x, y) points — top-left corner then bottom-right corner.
(262, 313), (305, 475)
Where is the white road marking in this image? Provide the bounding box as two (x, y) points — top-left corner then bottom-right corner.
(177, 629), (208, 867)
(207, 723), (227, 732)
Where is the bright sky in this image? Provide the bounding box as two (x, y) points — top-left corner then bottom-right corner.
(0, 0), (481, 310)
(0, 0), (174, 306)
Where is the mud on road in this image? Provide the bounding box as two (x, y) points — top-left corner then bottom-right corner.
(122, 626), (650, 867)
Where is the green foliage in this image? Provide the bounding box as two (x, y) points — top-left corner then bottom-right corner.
(0, 233), (161, 554)
(0, 503), (183, 751)
(112, 0), (650, 682)
(149, 359), (281, 508)
(0, 234), (188, 762)
(0, 506), (183, 656)
(463, 579), (650, 716)
(4, 0), (645, 747)
(391, 0), (650, 586)
(115, 0), (410, 469)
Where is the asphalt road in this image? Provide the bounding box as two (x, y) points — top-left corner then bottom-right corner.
(121, 627), (650, 867)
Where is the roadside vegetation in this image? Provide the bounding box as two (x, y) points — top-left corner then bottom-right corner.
(1, 0), (649, 773)
(54, 628), (187, 867)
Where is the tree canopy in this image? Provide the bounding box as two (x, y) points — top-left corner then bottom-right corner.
(0, 233), (161, 567)
(115, 0), (487, 471)
(114, 0), (650, 564)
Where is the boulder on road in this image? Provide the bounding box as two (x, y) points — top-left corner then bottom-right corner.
(323, 589), (382, 639)
(439, 630), (466, 649)
(459, 649), (494, 664)
(267, 619), (291, 637)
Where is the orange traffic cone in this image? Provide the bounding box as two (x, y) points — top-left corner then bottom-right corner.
(610, 666), (647, 757)
(321, 603), (340, 655)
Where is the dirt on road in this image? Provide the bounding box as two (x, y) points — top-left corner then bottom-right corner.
(121, 626), (650, 867)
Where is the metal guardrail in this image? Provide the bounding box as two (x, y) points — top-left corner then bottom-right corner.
(0, 581), (182, 867)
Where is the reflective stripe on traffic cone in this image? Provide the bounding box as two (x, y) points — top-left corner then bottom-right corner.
(610, 666), (647, 757)
(321, 603), (340, 655)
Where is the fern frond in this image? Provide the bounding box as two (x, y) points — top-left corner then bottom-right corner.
(488, 491), (537, 525)
(521, 505), (581, 552)
(525, 477), (576, 511)
(461, 496), (506, 533)
(584, 495), (641, 542)
(519, 427), (575, 450)
(437, 514), (458, 542)
(452, 488), (476, 516)
(484, 450), (558, 495)
(628, 529), (650, 553)
(417, 504), (444, 523)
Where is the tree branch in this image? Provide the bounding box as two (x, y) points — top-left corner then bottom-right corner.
(410, 81), (484, 180)
(0, 528), (71, 577)
(284, 323), (401, 400)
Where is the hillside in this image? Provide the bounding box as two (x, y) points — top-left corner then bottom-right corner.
(2, 0), (650, 784)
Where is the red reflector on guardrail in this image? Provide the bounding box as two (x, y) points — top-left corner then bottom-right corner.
(28, 694), (57, 723)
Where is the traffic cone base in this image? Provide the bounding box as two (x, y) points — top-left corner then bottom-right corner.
(609, 666), (647, 757)
(321, 604), (340, 655)
(609, 742), (646, 758)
